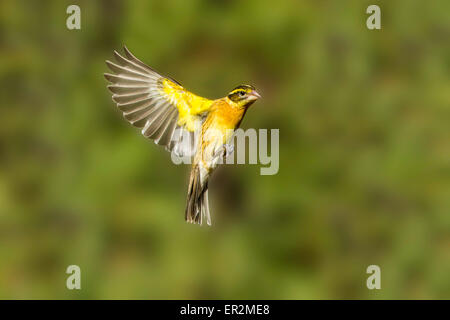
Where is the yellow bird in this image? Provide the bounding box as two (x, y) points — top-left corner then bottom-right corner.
(104, 47), (261, 226)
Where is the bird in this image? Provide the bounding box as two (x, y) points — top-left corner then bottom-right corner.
(104, 46), (261, 226)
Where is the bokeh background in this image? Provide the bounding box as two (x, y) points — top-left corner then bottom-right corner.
(0, 0), (449, 299)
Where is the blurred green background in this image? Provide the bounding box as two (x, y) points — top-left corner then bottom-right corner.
(0, 0), (449, 299)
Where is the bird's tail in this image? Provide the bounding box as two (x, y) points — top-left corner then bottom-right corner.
(185, 165), (211, 226)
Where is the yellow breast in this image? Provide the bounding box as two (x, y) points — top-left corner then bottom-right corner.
(212, 98), (247, 127)
(197, 98), (248, 169)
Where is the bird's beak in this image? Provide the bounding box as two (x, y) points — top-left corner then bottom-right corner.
(249, 90), (261, 100)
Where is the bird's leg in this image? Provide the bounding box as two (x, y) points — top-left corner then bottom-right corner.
(212, 144), (234, 165)
(223, 144), (234, 158)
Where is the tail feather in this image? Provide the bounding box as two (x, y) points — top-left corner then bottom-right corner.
(185, 166), (211, 226)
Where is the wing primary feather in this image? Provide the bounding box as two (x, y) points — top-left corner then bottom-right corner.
(129, 105), (166, 128)
(141, 104), (172, 137)
(112, 92), (151, 104)
(106, 60), (152, 80)
(155, 109), (179, 147)
(107, 85), (150, 95)
(113, 51), (156, 77)
(123, 46), (183, 86)
(118, 99), (155, 113)
(149, 107), (177, 141)
(121, 100), (155, 114)
(125, 100), (167, 126)
(104, 73), (151, 85)
(123, 46), (159, 74)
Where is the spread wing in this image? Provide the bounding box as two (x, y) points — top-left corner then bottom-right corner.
(104, 46), (213, 156)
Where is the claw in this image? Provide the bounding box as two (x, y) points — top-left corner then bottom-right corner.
(224, 144), (234, 158)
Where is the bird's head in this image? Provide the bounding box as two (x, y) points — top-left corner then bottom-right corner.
(227, 85), (261, 108)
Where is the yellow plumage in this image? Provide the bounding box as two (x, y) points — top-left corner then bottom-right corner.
(105, 46), (260, 226)
(159, 78), (212, 131)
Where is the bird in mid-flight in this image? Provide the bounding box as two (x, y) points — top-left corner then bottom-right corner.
(104, 47), (261, 226)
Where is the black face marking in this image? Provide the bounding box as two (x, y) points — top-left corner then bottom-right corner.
(228, 90), (246, 102)
(232, 85), (255, 91)
(227, 85), (255, 102)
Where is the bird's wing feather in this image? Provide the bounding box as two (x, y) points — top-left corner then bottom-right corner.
(104, 46), (213, 155)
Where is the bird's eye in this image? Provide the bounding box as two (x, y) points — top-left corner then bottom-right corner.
(239, 91), (245, 97)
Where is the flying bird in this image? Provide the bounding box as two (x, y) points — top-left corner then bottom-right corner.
(104, 47), (260, 226)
